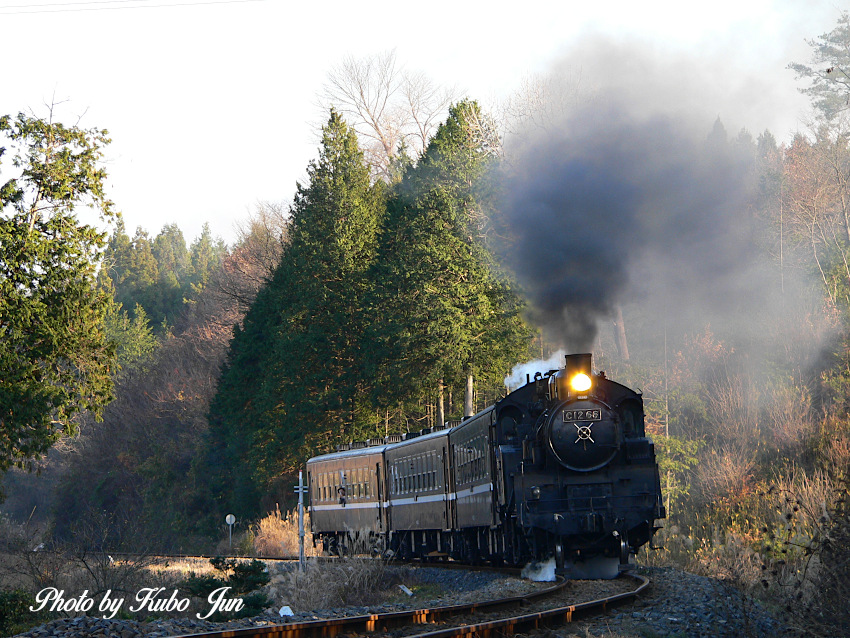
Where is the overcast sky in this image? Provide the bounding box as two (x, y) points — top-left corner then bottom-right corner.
(0, 0), (844, 246)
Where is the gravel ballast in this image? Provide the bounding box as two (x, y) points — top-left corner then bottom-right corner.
(11, 564), (788, 638)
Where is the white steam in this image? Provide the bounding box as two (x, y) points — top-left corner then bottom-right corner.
(504, 350), (566, 390)
(521, 557), (557, 582)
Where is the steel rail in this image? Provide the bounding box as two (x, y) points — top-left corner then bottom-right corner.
(405, 573), (649, 638)
(168, 573), (648, 638)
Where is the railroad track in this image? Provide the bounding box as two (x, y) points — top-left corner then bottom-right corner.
(168, 572), (649, 638)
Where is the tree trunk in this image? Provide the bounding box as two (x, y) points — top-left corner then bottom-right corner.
(464, 373), (474, 417)
(612, 305), (630, 363)
(436, 379), (445, 428)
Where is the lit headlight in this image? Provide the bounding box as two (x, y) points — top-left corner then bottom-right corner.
(570, 372), (592, 393)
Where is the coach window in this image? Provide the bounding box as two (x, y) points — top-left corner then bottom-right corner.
(414, 457), (419, 492)
(432, 452), (439, 488)
(430, 453), (436, 490)
(423, 455), (428, 489)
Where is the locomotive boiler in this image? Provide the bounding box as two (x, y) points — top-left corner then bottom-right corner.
(306, 353), (665, 576)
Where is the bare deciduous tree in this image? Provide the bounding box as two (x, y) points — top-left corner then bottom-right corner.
(320, 50), (457, 180)
(207, 202), (289, 322)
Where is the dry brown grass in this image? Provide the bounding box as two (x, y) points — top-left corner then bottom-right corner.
(693, 444), (755, 504)
(252, 506), (318, 558)
(0, 514), (169, 599)
(265, 558), (403, 611)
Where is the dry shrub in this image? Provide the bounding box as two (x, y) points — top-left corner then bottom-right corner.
(760, 470), (850, 637)
(693, 445), (755, 504)
(0, 511), (161, 604)
(708, 374), (759, 445)
(635, 523), (695, 568)
(774, 467), (833, 533)
(692, 531), (762, 588)
(252, 507), (317, 558)
(265, 559), (398, 611)
(825, 432), (850, 470)
(766, 384), (813, 452)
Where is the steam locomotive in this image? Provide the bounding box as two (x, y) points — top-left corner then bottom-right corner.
(306, 353), (665, 575)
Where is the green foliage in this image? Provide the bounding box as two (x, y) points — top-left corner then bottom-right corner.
(789, 11), (850, 121)
(0, 588), (51, 635)
(0, 111), (116, 473)
(103, 219), (227, 331)
(207, 109), (384, 516)
(207, 104), (531, 518)
(369, 100), (532, 406)
(179, 573), (224, 598)
(104, 300), (157, 374)
(653, 436), (703, 510)
(179, 557), (271, 620)
(209, 557), (270, 593)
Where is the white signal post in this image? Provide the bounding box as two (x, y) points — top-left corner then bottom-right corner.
(225, 513), (236, 550)
(294, 471), (307, 572)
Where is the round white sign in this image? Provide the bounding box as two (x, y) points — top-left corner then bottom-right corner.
(225, 514), (236, 525)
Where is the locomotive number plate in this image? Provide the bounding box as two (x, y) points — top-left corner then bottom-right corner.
(563, 409), (602, 422)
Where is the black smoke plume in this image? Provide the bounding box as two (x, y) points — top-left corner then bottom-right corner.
(498, 95), (755, 351)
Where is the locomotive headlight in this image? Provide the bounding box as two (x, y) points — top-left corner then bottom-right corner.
(531, 486), (541, 500)
(570, 372), (592, 393)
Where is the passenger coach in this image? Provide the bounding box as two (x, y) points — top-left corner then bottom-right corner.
(305, 353), (665, 572)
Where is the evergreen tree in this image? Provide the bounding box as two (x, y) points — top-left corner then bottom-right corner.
(0, 112), (116, 473)
(370, 100), (532, 421)
(188, 222), (227, 293)
(207, 110), (383, 515)
(789, 11), (850, 122)
(152, 223), (191, 316)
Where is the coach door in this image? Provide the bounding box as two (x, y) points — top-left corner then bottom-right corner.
(375, 462), (385, 531)
(443, 445), (455, 530)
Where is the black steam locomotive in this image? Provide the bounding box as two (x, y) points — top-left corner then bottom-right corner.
(306, 353), (665, 575)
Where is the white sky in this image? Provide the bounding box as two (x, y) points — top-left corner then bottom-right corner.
(0, 0), (844, 245)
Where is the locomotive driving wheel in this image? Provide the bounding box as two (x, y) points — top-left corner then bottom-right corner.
(619, 533), (630, 565)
